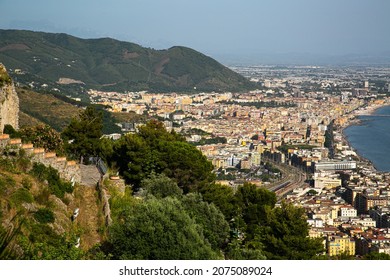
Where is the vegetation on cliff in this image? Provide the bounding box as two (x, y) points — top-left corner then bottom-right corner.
(0, 64), (12, 87)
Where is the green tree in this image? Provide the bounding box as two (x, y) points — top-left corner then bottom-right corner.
(181, 193), (230, 251)
(234, 183), (277, 235)
(159, 140), (214, 192)
(364, 252), (390, 260)
(139, 173), (182, 198)
(111, 120), (214, 192)
(225, 239), (266, 260)
(19, 125), (65, 155)
(200, 183), (236, 220)
(260, 201), (325, 259)
(108, 197), (221, 259)
(61, 106), (103, 159)
(112, 133), (154, 188)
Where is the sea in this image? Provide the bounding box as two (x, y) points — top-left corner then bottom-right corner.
(344, 105), (390, 172)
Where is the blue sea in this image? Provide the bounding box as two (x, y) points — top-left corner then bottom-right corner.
(344, 105), (390, 172)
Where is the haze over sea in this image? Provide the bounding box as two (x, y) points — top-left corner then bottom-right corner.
(344, 105), (390, 172)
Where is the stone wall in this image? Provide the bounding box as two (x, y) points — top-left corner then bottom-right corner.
(97, 176), (112, 227)
(0, 64), (19, 132)
(0, 134), (81, 183)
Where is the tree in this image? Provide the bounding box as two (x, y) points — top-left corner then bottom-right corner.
(111, 120), (214, 192)
(108, 197), (221, 259)
(234, 183), (276, 232)
(139, 173), (182, 198)
(111, 133), (155, 188)
(61, 106), (103, 159)
(306, 189), (318, 196)
(181, 193), (230, 251)
(260, 201), (325, 259)
(19, 125), (65, 155)
(225, 239), (266, 260)
(364, 252), (390, 260)
(200, 183), (236, 220)
(158, 140), (214, 192)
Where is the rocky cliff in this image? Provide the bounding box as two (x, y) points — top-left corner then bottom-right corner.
(0, 63), (19, 132)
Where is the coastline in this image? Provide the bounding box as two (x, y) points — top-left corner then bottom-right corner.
(338, 100), (390, 173)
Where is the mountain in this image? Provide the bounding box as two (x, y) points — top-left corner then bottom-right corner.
(0, 29), (255, 92)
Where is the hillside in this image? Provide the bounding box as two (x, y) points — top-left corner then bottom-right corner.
(0, 29), (255, 92)
(0, 154), (104, 259)
(17, 88), (81, 131)
(17, 88), (142, 134)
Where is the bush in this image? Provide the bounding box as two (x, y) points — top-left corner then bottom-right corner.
(30, 163), (73, 199)
(34, 208), (55, 224)
(10, 187), (34, 205)
(3, 124), (20, 138)
(21, 177), (33, 190)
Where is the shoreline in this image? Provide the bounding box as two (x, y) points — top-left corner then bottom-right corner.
(338, 100), (390, 173)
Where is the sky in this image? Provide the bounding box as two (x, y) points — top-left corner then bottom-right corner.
(1, 0), (390, 64)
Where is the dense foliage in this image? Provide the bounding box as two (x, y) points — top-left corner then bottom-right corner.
(110, 120), (214, 193)
(61, 106), (103, 159)
(0, 65), (12, 87)
(33, 208), (55, 224)
(30, 163), (73, 199)
(109, 196), (221, 260)
(19, 125), (65, 155)
(0, 116), (326, 260)
(199, 182), (325, 259)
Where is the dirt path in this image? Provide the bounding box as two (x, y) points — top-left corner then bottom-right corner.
(80, 164), (101, 187)
(68, 164), (103, 251)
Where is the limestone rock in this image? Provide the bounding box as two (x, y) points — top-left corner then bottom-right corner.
(0, 63), (19, 132)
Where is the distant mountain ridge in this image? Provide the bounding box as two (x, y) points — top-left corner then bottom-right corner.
(0, 29), (255, 92)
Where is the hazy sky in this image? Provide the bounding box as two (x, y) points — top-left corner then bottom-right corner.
(1, 0), (390, 61)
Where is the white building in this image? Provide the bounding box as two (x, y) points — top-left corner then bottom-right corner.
(339, 206), (357, 218)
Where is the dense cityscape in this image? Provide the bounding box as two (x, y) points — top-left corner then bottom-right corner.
(2, 1), (390, 279)
(88, 65), (390, 257)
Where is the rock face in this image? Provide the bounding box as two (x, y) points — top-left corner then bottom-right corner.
(0, 63), (19, 132)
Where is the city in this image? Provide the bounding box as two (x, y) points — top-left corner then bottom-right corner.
(89, 65), (390, 257)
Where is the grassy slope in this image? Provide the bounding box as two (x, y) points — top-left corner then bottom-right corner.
(0, 159), (105, 257)
(0, 29), (255, 92)
(17, 88), (81, 131)
(17, 87), (142, 134)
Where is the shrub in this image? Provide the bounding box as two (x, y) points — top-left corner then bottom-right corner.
(10, 188), (34, 205)
(21, 177), (33, 190)
(34, 208), (55, 224)
(30, 163), (73, 199)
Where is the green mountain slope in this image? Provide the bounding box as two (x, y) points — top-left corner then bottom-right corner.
(0, 29), (255, 92)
